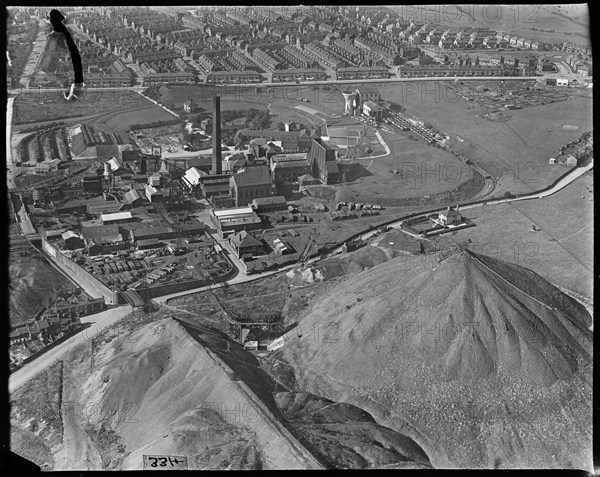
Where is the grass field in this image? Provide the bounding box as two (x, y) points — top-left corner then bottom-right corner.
(13, 90), (149, 125)
(97, 106), (176, 137)
(375, 81), (592, 196)
(449, 171), (593, 297)
(337, 125), (480, 204)
(155, 84), (271, 112)
(390, 4), (589, 44)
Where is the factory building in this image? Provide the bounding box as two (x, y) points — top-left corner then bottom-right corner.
(229, 165), (273, 207)
(307, 138), (339, 184)
(209, 206), (263, 238)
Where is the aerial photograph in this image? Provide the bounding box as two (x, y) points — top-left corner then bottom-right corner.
(6, 4), (592, 471)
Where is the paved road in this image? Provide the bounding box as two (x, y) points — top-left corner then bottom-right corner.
(8, 76), (541, 97)
(9, 305), (133, 394)
(327, 162), (593, 255)
(9, 162), (591, 393)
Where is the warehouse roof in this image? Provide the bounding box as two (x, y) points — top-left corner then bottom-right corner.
(87, 201), (124, 215)
(101, 211), (133, 222)
(213, 206), (255, 219)
(133, 226), (174, 239)
(124, 189), (146, 204)
(136, 237), (161, 247)
(81, 224), (121, 241)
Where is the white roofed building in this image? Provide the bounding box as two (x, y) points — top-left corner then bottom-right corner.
(100, 211), (134, 225)
(183, 167), (203, 190)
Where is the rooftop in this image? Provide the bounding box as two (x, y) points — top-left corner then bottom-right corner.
(213, 206), (255, 218)
(230, 165), (272, 188)
(81, 224), (121, 240)
(136, 237), (161, 247)
(230, 230), (263, 248)
(61, 230), (82, 241)
(251, 196), (287, 205)
(101, 211), (133, 222)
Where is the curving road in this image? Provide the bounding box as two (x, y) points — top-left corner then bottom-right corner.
(9, 162), (591, 394)
(327, 162), (593, 254)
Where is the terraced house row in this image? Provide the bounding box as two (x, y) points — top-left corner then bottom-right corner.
(33, 5), (590, 88)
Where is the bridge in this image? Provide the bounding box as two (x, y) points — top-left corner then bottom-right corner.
(120, 289), (145, 308)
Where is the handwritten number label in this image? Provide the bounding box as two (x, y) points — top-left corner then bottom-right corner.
(143, 455), (188, 470)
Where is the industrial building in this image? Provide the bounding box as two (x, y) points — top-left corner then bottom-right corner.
(136, 237), (162, 250)
(101, 211), (134, 225)
(183, 167), (203, 191)
(362, 100), (383, 122)
(179, 219), (206, 237)
(132, 226), (176, 242)
(229, 165), (273, 206)
(209, 206), (263, 238)
(87, 200), (124, 216)
(82, 176), (104, 193)
(250, 196), (287, 213)
(61, 231), (85, 250)
(307, 138), (339, 184)
(199, 173), (233, 198)
(80, 224), (128, 256)
(229, 230), (264, 259)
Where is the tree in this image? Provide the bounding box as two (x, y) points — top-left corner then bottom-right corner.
(277, 122), (285, 131)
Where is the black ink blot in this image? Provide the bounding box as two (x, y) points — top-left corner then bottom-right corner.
(49, 9), (84, 85)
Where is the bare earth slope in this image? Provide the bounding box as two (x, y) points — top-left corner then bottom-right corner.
(27, 315), (431, 470)
(274, 392), (432, 469)
(270, 250), (593, 469)
(76, 319), (311, 470)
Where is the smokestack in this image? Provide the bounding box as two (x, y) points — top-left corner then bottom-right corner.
(212, 94), (222, 175)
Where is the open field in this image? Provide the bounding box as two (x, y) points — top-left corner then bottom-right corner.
(94, 106), (177, 137)
(12, 90), (152, 125)
(449, 172), (593, 297)
(152, 85), (270, 112)
(375, 81), (592, 196)
(336, 128), (482, 205)
(391, 4), (589, 44)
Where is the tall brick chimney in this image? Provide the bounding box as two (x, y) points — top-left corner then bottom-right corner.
(212, 94), (222, 175)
